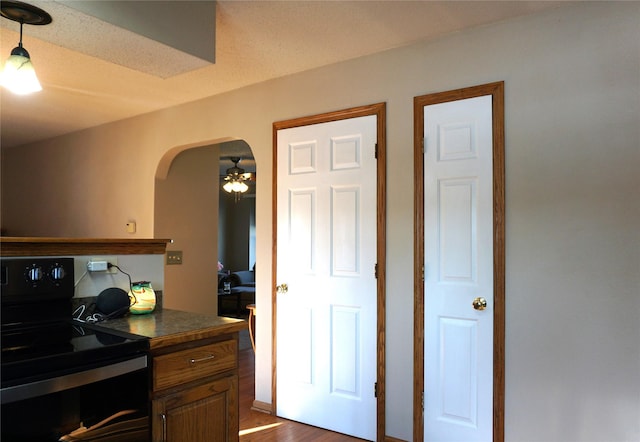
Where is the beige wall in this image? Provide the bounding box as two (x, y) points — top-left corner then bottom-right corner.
(155, 145), (220, 315)
(2, 3), (639, 441)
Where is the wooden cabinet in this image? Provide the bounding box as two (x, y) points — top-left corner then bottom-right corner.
(150, 335), (239, 442)
(152, 375), (238, 441)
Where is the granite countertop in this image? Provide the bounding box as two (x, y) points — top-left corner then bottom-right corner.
(96, 308), (246, 350)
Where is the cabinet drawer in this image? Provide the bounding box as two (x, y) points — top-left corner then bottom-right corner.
(153, 340), (237, 391)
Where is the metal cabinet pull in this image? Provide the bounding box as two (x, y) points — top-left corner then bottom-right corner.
(161, 413), (167, 442)
(189, 354), (215, 364)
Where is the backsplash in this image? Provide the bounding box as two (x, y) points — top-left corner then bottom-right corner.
(73, 254), (164, 299)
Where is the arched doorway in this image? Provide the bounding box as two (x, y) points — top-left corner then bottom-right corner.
(154, 139), (256, 316)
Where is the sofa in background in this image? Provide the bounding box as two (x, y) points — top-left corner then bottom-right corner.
(227, 270), (255, 288)
(218, 270), (255, 317)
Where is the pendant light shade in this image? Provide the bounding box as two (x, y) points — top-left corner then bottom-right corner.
(0, 1), (52, 95)
(1, 45), (41, 94)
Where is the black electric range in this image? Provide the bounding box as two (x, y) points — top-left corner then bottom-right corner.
(1, 257), (150, 441)
(1, 318), (149, 394)
(1, 257), (149, 393)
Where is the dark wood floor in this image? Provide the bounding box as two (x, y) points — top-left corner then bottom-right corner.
(238, 348), (365, 442)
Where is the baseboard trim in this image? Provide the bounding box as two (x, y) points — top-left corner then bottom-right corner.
(251, 400), (273, 414)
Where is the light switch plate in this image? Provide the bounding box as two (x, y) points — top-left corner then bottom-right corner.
(166, 251), (183, 265)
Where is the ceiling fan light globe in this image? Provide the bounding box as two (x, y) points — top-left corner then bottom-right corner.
(223, 181), (234, 193)
(237, 181), (249, 193)
(230, 181), (243, 192)
(1, 52), (42, 95)
(222, 178), (249, 194)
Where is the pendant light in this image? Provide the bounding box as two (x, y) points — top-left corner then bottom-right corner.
(0, 1), (52, 95)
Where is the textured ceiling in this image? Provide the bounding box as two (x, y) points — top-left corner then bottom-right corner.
(0, 1), (566, 149)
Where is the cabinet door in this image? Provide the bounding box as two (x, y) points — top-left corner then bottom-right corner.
(152, 375), (238, 442)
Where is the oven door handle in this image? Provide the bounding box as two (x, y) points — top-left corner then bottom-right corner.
(1, 355), (147, 404)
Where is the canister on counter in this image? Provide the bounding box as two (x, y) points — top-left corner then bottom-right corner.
(129, 281), (156, 314)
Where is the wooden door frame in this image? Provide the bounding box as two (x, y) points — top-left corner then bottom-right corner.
(413, 82), (505, 442)
(272, 102), (387, 441)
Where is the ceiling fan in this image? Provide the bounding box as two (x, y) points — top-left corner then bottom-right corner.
(221, 157), (255, 201)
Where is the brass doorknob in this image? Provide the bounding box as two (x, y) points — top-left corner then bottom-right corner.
(472, 297), (487, 311)
(276, 283), (288, 294)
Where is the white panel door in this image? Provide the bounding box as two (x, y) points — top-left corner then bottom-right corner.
(424, 95), (493, 441)
(276, 115), (377, 440)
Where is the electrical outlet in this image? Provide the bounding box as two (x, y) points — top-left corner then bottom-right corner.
(88, 256), (118, 273)
(166, 251), (183, 265)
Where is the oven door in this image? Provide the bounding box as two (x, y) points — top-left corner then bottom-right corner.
(1, 325), (150, 442)
(1, 354), (150, 441)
